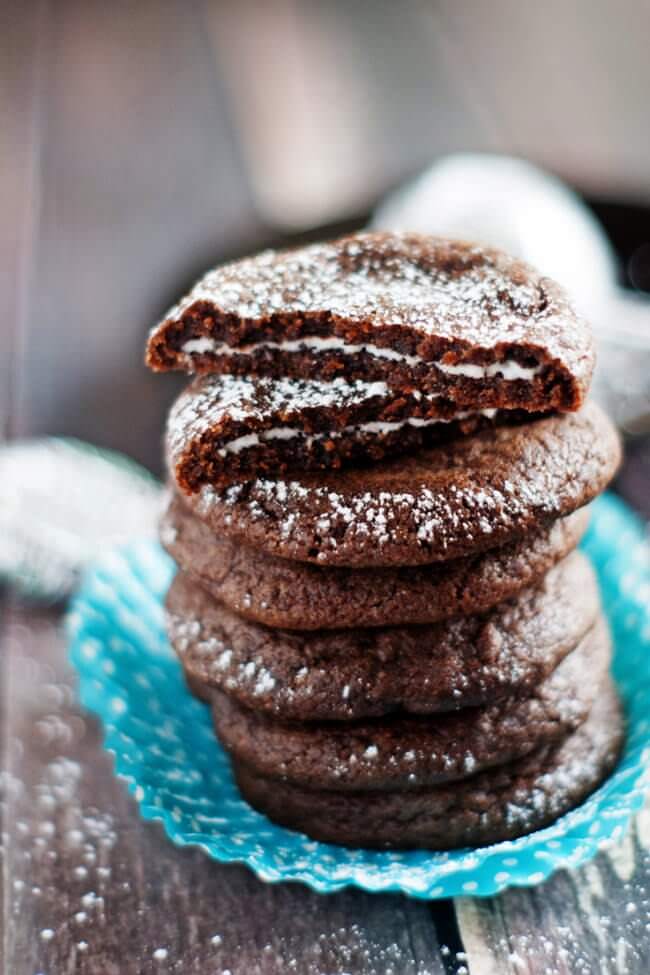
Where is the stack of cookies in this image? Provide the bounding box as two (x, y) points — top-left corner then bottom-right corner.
(146, 233), (623, 849)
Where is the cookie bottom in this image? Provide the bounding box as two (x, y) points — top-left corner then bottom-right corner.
(233, 681), (623, 850)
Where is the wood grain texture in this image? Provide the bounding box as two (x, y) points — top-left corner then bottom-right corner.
(7, 0), (263, 474)
(457, 817), (650, 974)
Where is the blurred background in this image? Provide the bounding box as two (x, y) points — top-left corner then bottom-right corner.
(3, 0), (649, 506)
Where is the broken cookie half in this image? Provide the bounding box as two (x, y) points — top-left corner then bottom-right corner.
(147, 231), (594, 413)
(166, 374), (508, 492)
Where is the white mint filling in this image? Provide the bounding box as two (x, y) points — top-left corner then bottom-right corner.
(181, 336), (542, 380)
(182, 337), (219, 355)
(436, 360), (541, 381)
(218, 411), (497, 456)
(182, 335), (420, 366)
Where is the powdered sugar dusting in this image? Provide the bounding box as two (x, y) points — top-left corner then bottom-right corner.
(166, 372), (498, 483)
(206, 475), (519, 559)
(167, 374), (426, 470)
(166, 552), (600, 723)
(189, 404), (617, 566)
(151, 233), (592, 383)
(210, 623), (607, 792)
(170, 375), (392, 441)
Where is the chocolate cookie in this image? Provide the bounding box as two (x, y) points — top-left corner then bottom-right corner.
(208, 619), (609, 791)
(167, 374), (509, 492)
(233, 680), (623, 849)
(181, 402), (620, 567)
(167, 551), (600, 719)
(146, 233), (594, 413)
(163, 493), (588, 630)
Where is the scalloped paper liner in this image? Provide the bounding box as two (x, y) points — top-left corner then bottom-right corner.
(67, 493), (650, 898)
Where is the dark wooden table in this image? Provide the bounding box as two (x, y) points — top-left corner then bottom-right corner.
(4, 3), (650, 971)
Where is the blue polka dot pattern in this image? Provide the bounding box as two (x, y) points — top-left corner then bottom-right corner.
(67, 493), (650, 899)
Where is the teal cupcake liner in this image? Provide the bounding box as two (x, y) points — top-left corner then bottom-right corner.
(67, 493), (650, 898)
